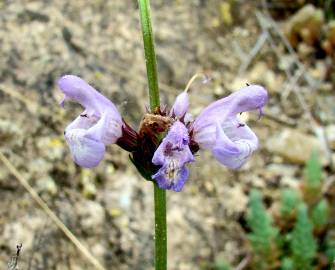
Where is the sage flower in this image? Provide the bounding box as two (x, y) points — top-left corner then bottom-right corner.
(58, 75), (267, 192)
(192, 85), (268, 169)
(58, 75), (123, 168)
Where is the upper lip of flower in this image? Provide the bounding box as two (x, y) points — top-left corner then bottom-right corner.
(58, 75), (122, 122)
(192, 84), (268, 132)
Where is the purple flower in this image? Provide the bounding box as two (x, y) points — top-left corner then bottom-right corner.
(57, 74), (267, 192)
(152, 121), (194, 192)
(151, 84), (268, 191)
(192, 85), (268, 169)
(58, 75), (123, 168)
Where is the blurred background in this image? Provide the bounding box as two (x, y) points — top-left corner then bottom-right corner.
(0, 0), (335, 269)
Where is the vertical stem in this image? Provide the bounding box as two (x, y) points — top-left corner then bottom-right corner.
(138, 1), (167, 270)
(138, 0), (160, 111)
(154, 184), (167, 270)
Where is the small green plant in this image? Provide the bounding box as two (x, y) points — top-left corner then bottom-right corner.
(244, 151), (334, 270)
(291, 204), (317, 270)
(247, 190), (279, 269)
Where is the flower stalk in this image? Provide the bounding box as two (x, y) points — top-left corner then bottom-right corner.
(138, 0), (160, 111)
(138, 0), (167, 269)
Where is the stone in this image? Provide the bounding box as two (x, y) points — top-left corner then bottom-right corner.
(221, 185), (248, 216)
(75, 200), (105, 234)
(2, 216), (45, 251)
(309, 60), (328, 81)
(0, 119), (22, 146)
(80, 169), (97, 198)
(284, 4), (324, 47)
(36, 176), (58, 195)
(315, 94), (335, 124)
(266, 129), (327, 165)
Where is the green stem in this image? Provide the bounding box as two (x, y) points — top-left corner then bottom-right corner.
(154, 184), (167, 270)
(138, 0), (160, 111)
(138, 1), (167, 269)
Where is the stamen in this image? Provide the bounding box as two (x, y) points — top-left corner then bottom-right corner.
(184, 72), (211, 93)
(237, 123), (245, 128)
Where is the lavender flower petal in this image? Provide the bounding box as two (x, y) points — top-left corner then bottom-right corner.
(58, 75), (121, 121)
(65, 129), (106, 168)
(152, 121), (194, 191)
(65, 111), (98, 131)
(211, 121), (258, 169)
(170, 91), (189, 118)
(153, 165), (189, 192)
(193, 85), (268, 134)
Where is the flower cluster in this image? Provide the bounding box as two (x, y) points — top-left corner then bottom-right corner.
(58, 75), (268, 192)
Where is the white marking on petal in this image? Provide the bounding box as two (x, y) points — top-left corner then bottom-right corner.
(164, 158), (180, 183)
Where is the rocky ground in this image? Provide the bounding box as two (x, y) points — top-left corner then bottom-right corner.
(0, 0), (334, 269)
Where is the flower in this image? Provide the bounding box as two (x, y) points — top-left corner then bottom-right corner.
(152, 121), (194, 191)
(57, 74), (267, 192)
(58, 75), (123, 168)
(192, 85), (268, 169)
(151, 84), (268, 191)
